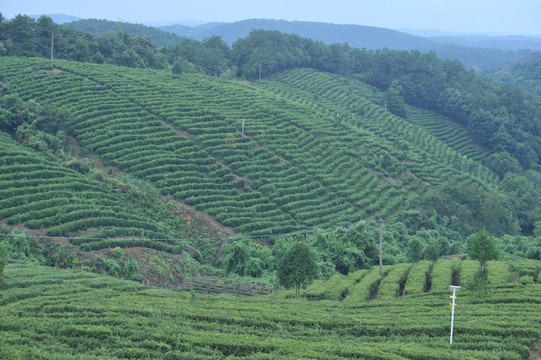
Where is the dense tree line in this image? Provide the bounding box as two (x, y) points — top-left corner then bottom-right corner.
(219, 220), (541, 284)
(0, 14), (229, 75)
(486, 58), (541, 100)
(230, 30), (541, 172)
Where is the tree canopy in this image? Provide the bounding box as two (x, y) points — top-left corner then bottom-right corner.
(468, 228), (499, 267)
(277, 241), (318, 296)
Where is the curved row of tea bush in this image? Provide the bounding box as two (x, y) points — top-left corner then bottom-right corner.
(2, 261), (540, 359)
(0, 132), (175, 244)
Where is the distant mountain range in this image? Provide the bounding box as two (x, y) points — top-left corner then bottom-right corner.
(58, 15), (540, 70)
(156, 19), (538, 70)
(429, 35), (541, 51)
(160, 19), (435, 50)
(30, 13), (81, 24)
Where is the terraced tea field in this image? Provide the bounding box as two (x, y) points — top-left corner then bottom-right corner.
(0, 57), (501, 243)
(1, 258), (540, 359)
(0, 132), (184, 252)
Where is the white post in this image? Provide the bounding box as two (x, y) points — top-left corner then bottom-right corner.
(449, 285), (461, 344)
(241, 119), (245, 136)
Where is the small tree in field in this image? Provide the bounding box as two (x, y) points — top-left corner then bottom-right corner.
(468, 228), (499, 288)
(468, 228), (499, 268)
(277, 241), (318, 296)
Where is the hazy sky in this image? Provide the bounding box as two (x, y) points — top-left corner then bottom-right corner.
(3, 0), (541, 35)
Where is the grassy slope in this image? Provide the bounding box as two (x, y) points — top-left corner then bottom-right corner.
(0, 57), (500, 242)
(1, 260), (540, 359)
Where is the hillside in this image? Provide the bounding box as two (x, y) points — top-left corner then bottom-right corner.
(67, 18), (187, 48)
(55, 17), (533, 70)
(1, 56), (521, 238)
(1, 55), (541, 237)
(429, 35), (541, 51)
(1, 259), (541, 359)
(159, 18), (530, 70)
(1, 54), (540, 292)
(486, 52), (541, 99)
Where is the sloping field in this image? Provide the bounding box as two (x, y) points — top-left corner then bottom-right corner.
(0, 132), (184, 252)
(1, 259), (540, 359)
(0, 57), (500, 241)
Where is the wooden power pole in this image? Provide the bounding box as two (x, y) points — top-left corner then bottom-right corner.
(50, 29), (54, 69)
(377, 218), (384, 276)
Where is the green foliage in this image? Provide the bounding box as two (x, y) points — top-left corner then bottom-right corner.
(0, 228), (82, 269)
(171, 59), (183, 75)
(82, 250), (140, 280)
(385, 80), (408, 118)
(47, 243), (79, 269)
(403, 260), (432, 295)
(220, 238), (272, 277)
(277, 241), (318, 296)
(309, 222), (377, 274)
(343, 266), (389, 303)
(406, 236), (424, 262)
(422, 237), (443, 261)
(487, 58), (541, 99)
(468, 228), (499, 267)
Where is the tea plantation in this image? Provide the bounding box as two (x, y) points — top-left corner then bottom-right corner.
(0, 56), (508, 242)
(1, 258), (540, 359)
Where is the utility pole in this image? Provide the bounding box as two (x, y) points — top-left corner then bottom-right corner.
(377, 218), (384, 276)
(449, 285), (461, 344)
(50, 29), (54, 69)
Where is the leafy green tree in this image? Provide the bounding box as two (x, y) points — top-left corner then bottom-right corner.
(468, 228), (499, 268)
(385, 80), (408, 118)
(171, 59), (183, 75)
(34, 15), (54, 58)
(406, 236), (424, 262)
(422, 237), (443, 261)
(277, 241), (318, 296)
(7, 14), (36, 56)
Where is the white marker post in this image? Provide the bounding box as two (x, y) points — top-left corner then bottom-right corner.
(449, 285), (461, 344)
(241, 119), (245, 136)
